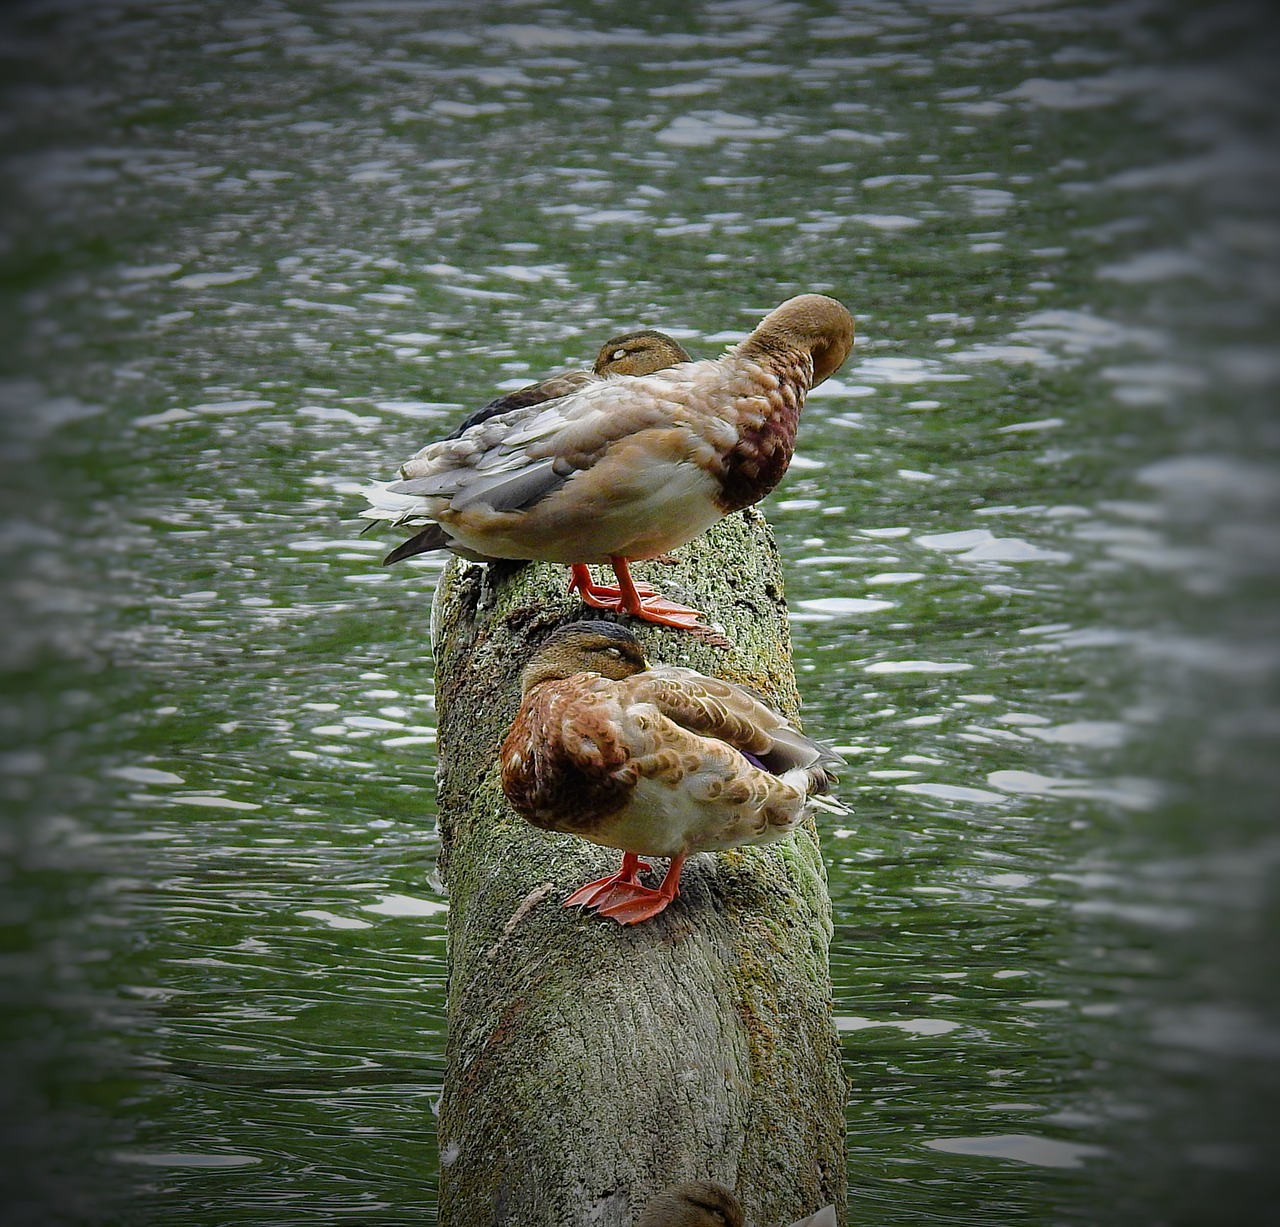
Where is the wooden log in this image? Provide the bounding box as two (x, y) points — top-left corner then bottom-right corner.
(430, 507), (847, 1227)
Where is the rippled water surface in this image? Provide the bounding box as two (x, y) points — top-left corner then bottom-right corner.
(2, 1), (1278, 1224)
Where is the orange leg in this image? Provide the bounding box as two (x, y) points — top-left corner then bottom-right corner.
(567, 558), (708, 632)
(594, 853), (688, 925)
(562, 850), (650, 911)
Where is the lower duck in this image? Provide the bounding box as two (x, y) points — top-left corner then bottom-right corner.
(500, 621), (845, 925)
(636, 1180), (837, 1227)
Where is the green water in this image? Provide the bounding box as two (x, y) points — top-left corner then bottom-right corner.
(2, 1), (1277, 1224)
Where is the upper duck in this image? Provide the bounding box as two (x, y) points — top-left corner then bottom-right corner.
(500, 621), (845, 925)
(362, 295), (854, 632)
(636, 1180), (837, 1227)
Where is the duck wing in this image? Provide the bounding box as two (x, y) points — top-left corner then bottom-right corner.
(384, 363), (729, 518)
(624, 666), (844, 786)
(440, 369), (597, 440)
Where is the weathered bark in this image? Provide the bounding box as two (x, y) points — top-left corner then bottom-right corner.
(431, 507), (847, 1227)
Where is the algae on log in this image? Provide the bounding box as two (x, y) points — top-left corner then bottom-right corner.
(429, 507), (847, 1227)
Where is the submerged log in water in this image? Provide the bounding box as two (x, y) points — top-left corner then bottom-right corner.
(429, 507), (846, 1227)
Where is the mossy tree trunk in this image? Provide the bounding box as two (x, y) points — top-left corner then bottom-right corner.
(430, 508), (847, 1227)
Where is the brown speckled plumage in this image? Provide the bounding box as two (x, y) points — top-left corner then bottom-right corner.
(502, 674), (639, 834)
(711, 351), (813, 513)
(499, 623), (844, 923)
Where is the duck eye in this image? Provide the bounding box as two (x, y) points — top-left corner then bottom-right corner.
(611, 348), (626, 361)
(602, 646), (624, 658)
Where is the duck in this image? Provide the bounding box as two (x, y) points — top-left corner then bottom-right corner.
(637, 1181), (745, 1227)
(382, 329), (692, 561)
(439, 329), (693, 444)
(362, 294), (854, 632)
(636, 1180), (837, 1227)
(499, 621), (845, 925)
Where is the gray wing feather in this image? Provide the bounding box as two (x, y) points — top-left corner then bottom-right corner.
(388, 473), (465, 498)
(383, 524), (452, 565)
(755, 727), (844, 785)
(449, 460), (569, 513)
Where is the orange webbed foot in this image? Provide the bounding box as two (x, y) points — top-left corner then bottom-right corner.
(563, 851), (650, 911)
(626, 595), (709, 632)
(593, 881), (678, 925)
(591, 852), (687, 925)
(567, 561), (718, 636)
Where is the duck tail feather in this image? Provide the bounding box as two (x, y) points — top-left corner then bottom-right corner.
(384, 524), (451, 565)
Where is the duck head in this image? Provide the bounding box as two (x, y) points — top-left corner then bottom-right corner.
(636, 1180), (746, 1227)
(595, 330), (692, 375)
(519, 620), (649, 694)
(738, 294), (855, 388)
